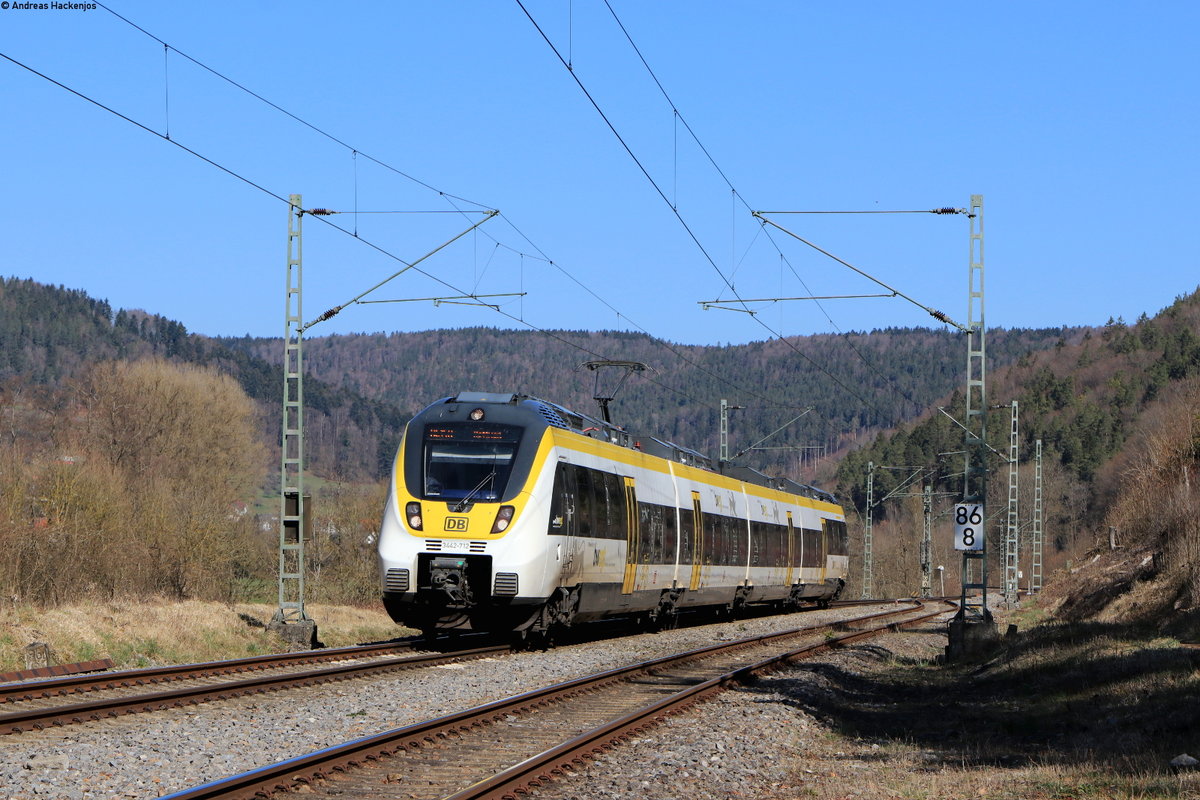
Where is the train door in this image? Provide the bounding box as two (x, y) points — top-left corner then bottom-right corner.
(548, 463), (581, 582)
(621, 477), (640, 594)
(688, 491), (703, 591)
(785, 511), (796, 587)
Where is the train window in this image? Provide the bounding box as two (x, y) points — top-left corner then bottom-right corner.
(709, 513), (741, 567)
(639, 503), (657, 563)
(801, 527), (823, 568)
(732, 516), (747, 566)
(547, 464), (572, 535)
(575, 466), (594, 537)
(724, 516), (735, 567)
(609, 471), (628, 541)
(826, 519), (849, 556)
(703, 512), (719, 566)
(594, 469), (622, 539)
(662, 506), (678, 563)
(422, 423), (522, 502)
(587, 468), (607, 538)
(752, 521), (784, 567)
(678, 507), (693, 563)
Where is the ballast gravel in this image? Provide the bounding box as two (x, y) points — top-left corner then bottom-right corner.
(0, 605), (938, 800)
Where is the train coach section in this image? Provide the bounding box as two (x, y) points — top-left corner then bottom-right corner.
(0, 604), (939, 799)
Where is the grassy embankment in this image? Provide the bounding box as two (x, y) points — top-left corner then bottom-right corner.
(0, 599), (409, 673)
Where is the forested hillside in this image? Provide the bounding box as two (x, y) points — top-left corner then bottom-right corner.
(837, 291), (1200, 516)
(1, 276), (1081, 486)
(222, 323), (1076, 480)
(6, 275), (1196, 613)
(833, 287), (1200, 613)
(0, 278), (406, 480)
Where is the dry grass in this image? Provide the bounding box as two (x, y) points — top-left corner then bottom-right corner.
(0, 598), (410, 672)
(770, 743), (1199, 800)
(755, 615), (1200, 800)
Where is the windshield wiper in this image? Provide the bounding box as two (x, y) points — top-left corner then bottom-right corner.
(453, 470), (497, 513)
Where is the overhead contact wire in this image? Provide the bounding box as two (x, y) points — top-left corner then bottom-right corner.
(94, 1), (796, 423)
(10, 13), (805, 430)
(518, 1), (895, 428)
(0, 51), (287, 207)
(96, 2), (493, 212)
(600, 1), (942, 427)
(490, 212), (794, 412)
(0, 52), (610, 384)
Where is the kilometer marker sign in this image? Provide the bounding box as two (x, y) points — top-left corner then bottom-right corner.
(954, 503), (984, 551)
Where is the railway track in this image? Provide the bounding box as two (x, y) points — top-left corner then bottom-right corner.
(0, 600), (881, 736)
(0, 639), (509, 735)
(159, 600), (948, 800)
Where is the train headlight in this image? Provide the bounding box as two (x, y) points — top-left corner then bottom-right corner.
(469, 407), (485, 421)
(405, 501), (424, 531)
(490, 505), (515, 533)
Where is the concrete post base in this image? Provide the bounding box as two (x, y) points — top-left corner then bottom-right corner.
(945, 616), (1000, 663)
(267, 619), (320, 651)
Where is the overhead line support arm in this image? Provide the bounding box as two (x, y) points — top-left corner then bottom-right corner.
(751, 211), (968, 332)
(302, 209), (499, 332)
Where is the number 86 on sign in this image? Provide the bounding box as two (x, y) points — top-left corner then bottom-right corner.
(954, 503), (984, 551)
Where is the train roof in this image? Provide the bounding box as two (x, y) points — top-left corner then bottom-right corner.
(440, 391), (838, 505)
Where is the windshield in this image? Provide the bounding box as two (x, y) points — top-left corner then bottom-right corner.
(422, 423), (522, 502)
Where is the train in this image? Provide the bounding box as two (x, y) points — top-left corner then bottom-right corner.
(377, 391), (849, 641)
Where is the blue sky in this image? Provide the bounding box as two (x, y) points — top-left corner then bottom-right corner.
(1, 2), (1196, 346)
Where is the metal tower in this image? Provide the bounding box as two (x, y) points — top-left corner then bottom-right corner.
(862, 461), (874, 599)
(958, 194), (990, 622)
(1032, 438), (1044, 592)
(720, 399), (730, 462)
(921, 484), (933, 598)
(272, 194), (311, 633)
(1003, 400), (1019, 604)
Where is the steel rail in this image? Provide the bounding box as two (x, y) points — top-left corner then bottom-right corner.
(0, 603), (865, 704)
(0, 644), (509, 734)
(0, 640), (430, 703)
(159, 602), (929, 800)
(446, 600), (951, 800)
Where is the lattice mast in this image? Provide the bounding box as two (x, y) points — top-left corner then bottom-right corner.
(1031, 439), (1044, 592)
(921, 484), (933, 598)
(959, 195), (990, 621)
(1003, 401), (1020, 603)
(274, 195), (309, 626)
(862, 461), (875, 599)
(720, 399), (731, 463)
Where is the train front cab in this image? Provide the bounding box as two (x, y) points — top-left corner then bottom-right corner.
(379, 399), (560, 635)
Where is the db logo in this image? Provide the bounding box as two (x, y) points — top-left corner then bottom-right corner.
(444, 517), (469, 532)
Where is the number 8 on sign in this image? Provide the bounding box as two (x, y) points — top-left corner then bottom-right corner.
(954, 503), (984, 551)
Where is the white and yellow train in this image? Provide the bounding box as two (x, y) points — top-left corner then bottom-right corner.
(378, 392), (848, 639)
